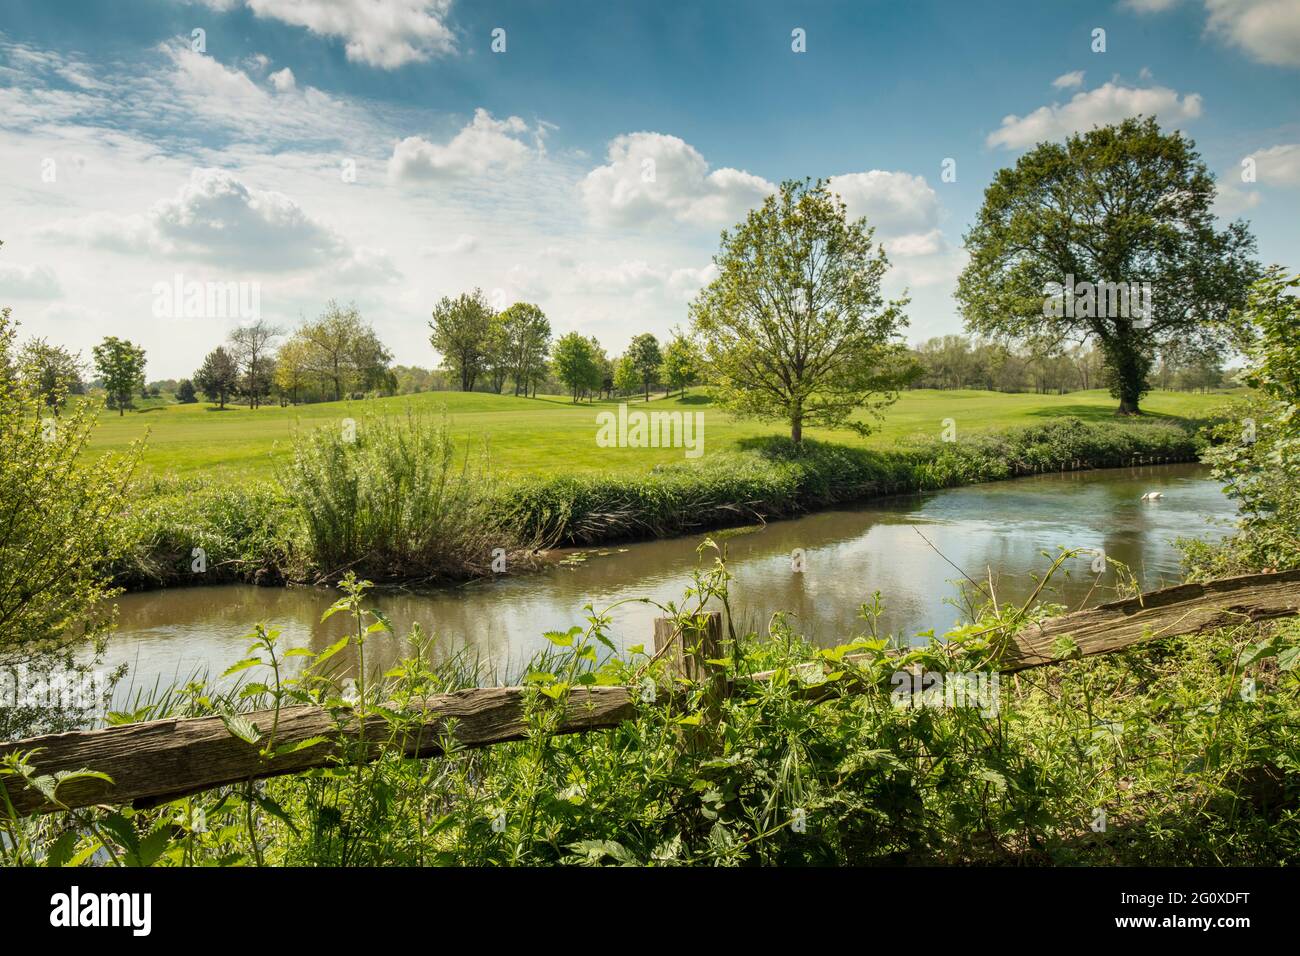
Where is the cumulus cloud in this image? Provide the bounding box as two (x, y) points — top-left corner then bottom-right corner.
(40, 168), (390, 275)
(1121, 0), (1300, 66)
(268, 66), (295, 92)
(580, 132), (775, 228)
(0, 261), (61, 299)
(1251, 142), (1300, 183)
(200, 0), (457, 68)
(1205, 0), (1300, 66)
(826, 171), (943, 240)
(389, 109), (538, 182)
(1052, 70), (1086, 89)
(987, 81), (1203, 149)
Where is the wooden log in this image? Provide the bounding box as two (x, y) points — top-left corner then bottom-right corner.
(3, 571), (1297, 818)
(0, 686), (635, 817)
(994, 568), (1300, 671)
(748, 569), (1300, 682)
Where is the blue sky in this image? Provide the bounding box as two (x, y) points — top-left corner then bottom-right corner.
(1, 0), (1297, 377)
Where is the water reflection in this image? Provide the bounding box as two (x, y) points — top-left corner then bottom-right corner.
(103, 463), (1235, 702)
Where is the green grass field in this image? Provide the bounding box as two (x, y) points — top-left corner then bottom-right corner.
(86, 387), (1242, 480)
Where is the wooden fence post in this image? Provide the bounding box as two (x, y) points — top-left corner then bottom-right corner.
(653, 612), (728, 732)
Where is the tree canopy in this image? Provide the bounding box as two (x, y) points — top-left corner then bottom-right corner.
(690, 178), (913, 443)
(956, 117), (1258, 415)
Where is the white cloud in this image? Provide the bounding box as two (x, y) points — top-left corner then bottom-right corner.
(268, 67), (296, 92)
(201, 0), (457, 69)
(420, 234), (479, 256)
(0, 261), (61, 299)
(987, 81), (1203, 149)
(389, 109), (537, 182)
(40, 168), (386, 274)
(1252, 142), (1300, 183)
(1121, 0), (1300, 66)
(1205, 0), (1300, 66)
(826, 171), (942, 241)
(1121, 0), (1183, 12)
(1052, 70), (1086, 89)
(580, 132), (775, 228)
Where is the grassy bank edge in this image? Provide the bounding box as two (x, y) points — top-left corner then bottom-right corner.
(108, 416), (1206, 591)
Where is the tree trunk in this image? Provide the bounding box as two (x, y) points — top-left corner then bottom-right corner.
(791, 416), (802, 444)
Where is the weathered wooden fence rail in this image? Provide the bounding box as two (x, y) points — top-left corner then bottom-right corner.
(3, 570), (1298, 818)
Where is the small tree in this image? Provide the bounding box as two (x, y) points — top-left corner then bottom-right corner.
(500, 302), (552, 397)
(92, 336), (146, 416)
(229, 318), (282, 410)
(194, 346), (240, 409)
(660, 334), (699, 397)
(429, 290), (493, 392)
(553, 332), (599, 403)
(176, 378), (197, 403)
(627, 333), (662, 402)
(613, 354), (640, 397)
(0, 278), (135, 737)
(691, 178), (914, 444)
(19, 338), (83, 416)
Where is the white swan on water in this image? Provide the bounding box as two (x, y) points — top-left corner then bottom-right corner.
(1141, 491), (1164, 501)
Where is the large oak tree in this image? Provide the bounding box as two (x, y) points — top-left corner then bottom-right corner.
(957, 117), (1258, 415)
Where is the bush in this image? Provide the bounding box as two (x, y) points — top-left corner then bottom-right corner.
(278, 410), (523, 582)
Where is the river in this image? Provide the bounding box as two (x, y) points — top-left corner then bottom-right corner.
(102, 462), (1236, 701)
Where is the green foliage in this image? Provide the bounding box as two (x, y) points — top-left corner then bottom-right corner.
(277, 410), (520, 583)
(1186, 269), (1300, 577)
(552, 331), (602, 402)
(502, 417), (1200, 545)
(92, 335), (147, 417)
(5, 549), (1297, 867)
(691, 178), (915, 443)
(0, 291), (137, 736)
(626, 332), (662, 401)
(660, 333), (700, 396)
(193, 345), (239, 409)
(429, 289), (494, 392)
(957, 117), (1259, 414)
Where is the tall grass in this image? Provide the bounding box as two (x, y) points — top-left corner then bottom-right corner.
(277, 410), (524, 583)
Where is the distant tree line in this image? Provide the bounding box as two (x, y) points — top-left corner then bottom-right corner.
(908, 334), (1235, 395)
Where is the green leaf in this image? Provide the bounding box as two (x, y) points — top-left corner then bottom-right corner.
(222, 657), (264, 677)
(220, 713), (263, 745)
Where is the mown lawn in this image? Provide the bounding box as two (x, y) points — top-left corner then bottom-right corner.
(84, 387), (1242, 480)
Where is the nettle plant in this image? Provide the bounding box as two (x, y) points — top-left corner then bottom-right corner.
(3, 545), (1297, 867)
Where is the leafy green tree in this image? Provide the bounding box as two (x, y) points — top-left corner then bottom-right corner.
(176, 378), (197, 403)
(228, 318), (282, 410)
(500, 303), (552, 397)
(691, 178), (913, 444)
(19, 338), (83, 415)
(0, 286), (134, 736)
(613, 354), (640, 397)
(957, 117), (1258, 415)
(660, 333), (699, 397)
(194, 345), (240, 409)
(92, 335), (146, 416)
(299, 301), (392, 401)
(553, 332), (600, 403)
(627, 333), (662, 402)
(429, 289), (493, 392)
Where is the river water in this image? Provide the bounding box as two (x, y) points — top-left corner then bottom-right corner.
(103, 463), (1236, 700)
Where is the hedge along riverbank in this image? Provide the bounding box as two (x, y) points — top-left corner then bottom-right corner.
(109, 416), (1203, 591)
(497, 417), (1204, 545)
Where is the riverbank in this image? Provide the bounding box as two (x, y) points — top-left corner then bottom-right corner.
(108, 416), (1205, 591)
